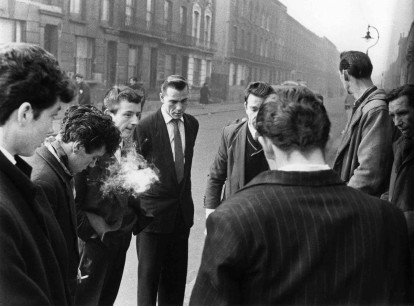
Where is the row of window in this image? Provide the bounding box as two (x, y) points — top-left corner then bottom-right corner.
(71, 0), (212, 41)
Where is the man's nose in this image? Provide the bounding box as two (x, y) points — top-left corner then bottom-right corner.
(89, 159), (97, 168)
(175, 102), (183, 110)
(131, 114), (139, 125)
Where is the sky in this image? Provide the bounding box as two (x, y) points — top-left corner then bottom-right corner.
(278, 0), (413, 79)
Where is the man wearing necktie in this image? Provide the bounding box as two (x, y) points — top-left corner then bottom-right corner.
(134, 75), (199, 305)
(204, 81), (275, 222)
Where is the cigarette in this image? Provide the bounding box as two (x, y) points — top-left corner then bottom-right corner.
(81, 275), (89, 279)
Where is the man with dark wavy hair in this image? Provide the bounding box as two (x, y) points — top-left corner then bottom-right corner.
(190, 87), (413, 305)
(333, 51), (393, 197)
(0, 43), (75, 305)
(75, 86), (152, 306)
(204, 81), (275, 223)
(27, 105), (121, 303)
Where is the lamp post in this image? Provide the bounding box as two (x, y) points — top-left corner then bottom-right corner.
(362, 24), (379, 55)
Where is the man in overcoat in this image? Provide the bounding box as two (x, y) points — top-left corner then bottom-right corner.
(0, 43), (75, 305)
(333, 51), (393, 196)
(28, 105), (121, 302)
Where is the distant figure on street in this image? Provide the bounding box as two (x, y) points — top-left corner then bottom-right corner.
(199, 82), (211, 104)
(0, 43), (75, 305)
(190, 87), (413, 305)
(129, 76), (146, 118)
(27, 105), (120, 303)
(333, 51), (393, 197)
(386, 84), (414, 252)
(203, 81), (274, 221)
(134, 75), (199, 305)
(75, 73), (91, 105)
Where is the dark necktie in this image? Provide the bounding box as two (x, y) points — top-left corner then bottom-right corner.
(172, 119), (184, 182)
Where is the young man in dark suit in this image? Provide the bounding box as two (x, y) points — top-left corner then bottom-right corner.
(134, 75), (199, 305)
(204, 81), (274, 221)
(27, 105), (121, 302)
(0, 43), (75, 305)
(75, 86), (152, 305)
(190, 87), (413, 305)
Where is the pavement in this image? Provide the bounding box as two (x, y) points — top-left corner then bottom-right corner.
(142, 99), (244, 118)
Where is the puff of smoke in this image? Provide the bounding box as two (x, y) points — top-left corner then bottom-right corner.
(100, 149), (159, 198)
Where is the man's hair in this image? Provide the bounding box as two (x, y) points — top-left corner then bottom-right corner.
(74, 73), (84, 79)
(0, 43), (75, 125)
(60, 105), (121, 156)
(129, 76), (138, 82)
(339, 51), (373, 79)
(244, 81), (275, 103)
(385, 84), (414, 108)
(160, 75), (188, 95)
(104, 85), (141, 114)
(256, 87), (331, 151)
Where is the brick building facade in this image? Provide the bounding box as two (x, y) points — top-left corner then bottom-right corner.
(213, 0), (342, 103)
(0, 0), (216, 105)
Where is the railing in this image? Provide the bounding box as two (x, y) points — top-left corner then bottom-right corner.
(121, 16), (166, 38)
(121, 16), (217, 52)
(229, 48), (292, 69)
(165, 30), (217, 52)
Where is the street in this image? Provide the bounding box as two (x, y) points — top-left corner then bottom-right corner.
(114, 96), (347, 305)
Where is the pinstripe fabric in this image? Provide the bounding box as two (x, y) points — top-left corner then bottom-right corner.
(190, 170), (413, 305)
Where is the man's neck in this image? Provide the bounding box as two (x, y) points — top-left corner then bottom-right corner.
(0, 126), (17, 156)
(270, 147), (327, 170)
(352, 79), (375, 100)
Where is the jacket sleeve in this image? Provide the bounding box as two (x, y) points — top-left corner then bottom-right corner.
(74, 171), (96, 240)
(204, 127), (229, 209)
(0, 206), (51, 306)
(348, 106), (393, 196)
(189, 209), (244, 306)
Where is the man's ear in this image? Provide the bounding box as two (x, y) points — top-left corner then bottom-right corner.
(17, 102), (34, 126)
(159, 93), (164, 103)
(343, 70), (350, 82)
(72, 141), (83, 153)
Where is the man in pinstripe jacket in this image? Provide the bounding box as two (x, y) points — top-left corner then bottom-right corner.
(190, 88), (413, 305)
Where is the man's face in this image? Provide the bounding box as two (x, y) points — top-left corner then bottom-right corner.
(75, 77), (82, 84)
(68, 145), (106, 174)
(245, 94), (265, 127)
(389, 95), (414, 138)
(129, 79), (136, 86)
(109, 99), (140, 140)
(160, 86), (188, 120)
(22, 102), (61, 157)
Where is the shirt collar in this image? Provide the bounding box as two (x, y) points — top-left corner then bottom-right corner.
(279, 163), (330, 172)
(161, 106), (184, 124)
(0, 146), (16, 165)
(247, 122), (258, 140)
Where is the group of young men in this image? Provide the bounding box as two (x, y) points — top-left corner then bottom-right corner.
(192, 50), (414, 304)
(1, 43), (414, 306)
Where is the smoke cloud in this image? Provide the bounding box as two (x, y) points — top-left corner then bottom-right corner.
(100, 149), (158, 198)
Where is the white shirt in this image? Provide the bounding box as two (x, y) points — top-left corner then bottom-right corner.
(0, 146), (16, 165)
(161, 106), (185, 162)
(279, 164), (330, 172)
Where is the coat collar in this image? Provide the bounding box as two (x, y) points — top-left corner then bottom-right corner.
(0, 151), (36, 203)
(336, 88), (386, 157)
(239, 169), (345, 192)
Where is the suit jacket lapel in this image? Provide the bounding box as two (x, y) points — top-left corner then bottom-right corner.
(37, 147), (78, 244)
(230, 122), (247, 189)
(156, 109), (177, 183)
